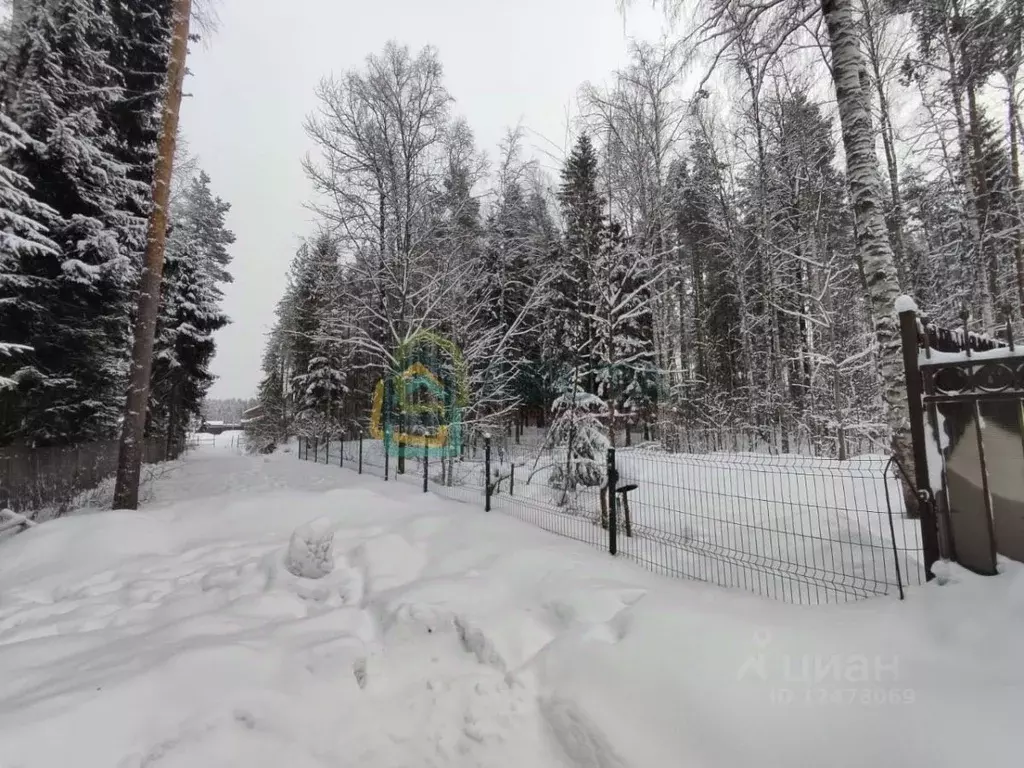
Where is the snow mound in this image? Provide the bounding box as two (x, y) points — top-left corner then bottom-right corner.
(285, 518), (335, 579)
(0, 511), (176, 587)
(349, 533), (426, 592)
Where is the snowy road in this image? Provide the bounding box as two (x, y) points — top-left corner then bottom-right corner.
(0, 444), (1022, 767)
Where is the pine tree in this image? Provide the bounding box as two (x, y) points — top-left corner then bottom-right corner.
(2, 0), (138, 444)
(0, 111), (58, 399)
(544, 375), (610, 500)
(550, 134), (605, 394)
(248, 328), (290, 450)
(149, 170), (233, 452)
(589, 220), (657, 444)
(282, 233), (345, 436)
(107, 0), (174, 256)
(669, 142), (746, 426)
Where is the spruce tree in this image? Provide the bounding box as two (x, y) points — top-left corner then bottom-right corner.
(0, 111), (58, 402)
(550, 134), (606, 394)
(3, 0), (137, 444)
(282, 233), (344, 434)
(149, 170), (234, 452)
(248, 326), (290, 449)
(107, 0), (174, 255)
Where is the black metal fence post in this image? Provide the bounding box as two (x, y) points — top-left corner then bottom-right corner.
(509, 463), (515, 496)
(298, 436), (302, 460)
(898, 306), (939, 579)
(358, 430), (363, 474)
(423, 450), (429, 493)
(313, 437), (318, 464)
(484, 434), (492, 512)
(607, 448), (618, 556)
(325, 439), (329, 465)
(339, 433), (344, 468)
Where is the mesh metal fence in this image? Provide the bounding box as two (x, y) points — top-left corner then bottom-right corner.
(297, 433), (924, 605)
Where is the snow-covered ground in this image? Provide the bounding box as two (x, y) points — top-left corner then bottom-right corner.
(1, 442), (1022, 767)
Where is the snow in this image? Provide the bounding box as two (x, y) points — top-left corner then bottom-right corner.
(0, 445), (1022, 767)
(925, 408), (949, 493)
(285, 519), (335, 579)
(920, 346), (1017, 364)
(894, 294), (918, 313)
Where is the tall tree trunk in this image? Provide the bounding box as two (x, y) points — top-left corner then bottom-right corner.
(940, 18), (992, 326)
(113, 0), (192, 510)
(966, 81), (1001, 321)
(820, 0), (913, 485)
(861, 0), (909, 287)
(1007, 69), (1024, 313)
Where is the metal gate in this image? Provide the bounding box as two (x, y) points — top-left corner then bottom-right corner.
(899, 305), (1024, 577)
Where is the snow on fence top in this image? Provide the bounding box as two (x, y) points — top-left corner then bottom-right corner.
(915, 318), (1007, 357)
(897, 295), (1010, 356)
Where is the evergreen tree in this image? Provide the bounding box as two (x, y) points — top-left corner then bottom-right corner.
(589, 220), (657, 441)
(149, 170), (234, 452)
(0, 111), (58, 398)
(2, 0), (138, 444)
(282, 232), (345, 435)
(248, 327), (290, 450)
(106, 0), (174, 258)
(549, 134), (605, 394)
(669, 143), (745, 425)
(544, 378), (609, 500)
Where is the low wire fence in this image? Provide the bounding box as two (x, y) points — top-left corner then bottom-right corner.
(297, 433), (924, 605)
(0, 438), (182, 519)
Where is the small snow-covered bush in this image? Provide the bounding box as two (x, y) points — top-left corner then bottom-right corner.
(285, 518), (335, 579)
(545, 389), (609, 493)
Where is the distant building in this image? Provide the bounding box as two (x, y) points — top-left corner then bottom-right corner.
(241, 404), (263, 426)
(198, 419), (241, 435)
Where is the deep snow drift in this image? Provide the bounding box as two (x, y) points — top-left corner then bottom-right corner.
(0, 442), (1021, 767)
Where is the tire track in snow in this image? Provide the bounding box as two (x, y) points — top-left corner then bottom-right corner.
(539, 695), (630, 768)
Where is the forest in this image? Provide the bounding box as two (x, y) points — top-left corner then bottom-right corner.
(250, 0), (1023, 466)
(0, 0), (235, 454)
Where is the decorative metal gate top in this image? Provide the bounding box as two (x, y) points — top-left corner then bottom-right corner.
(920, 351), (1024, 403)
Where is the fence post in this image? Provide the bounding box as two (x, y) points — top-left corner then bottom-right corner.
(484, 434), (492, 512)
(898, 306), (940, 579)
(340, 433), (344, 468)
(423, 450), (429, 493)
(314, 437), (318, 464)
(325, 439), (329, 465)
(358, 430), (363, 474)
(298, 436), (303, 460)
(384, 436), (390, 481)
(509, 463), (515, 496)
(607, 448), (618, 556)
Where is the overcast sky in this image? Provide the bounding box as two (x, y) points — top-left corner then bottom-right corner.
(181, 0), (673, 400)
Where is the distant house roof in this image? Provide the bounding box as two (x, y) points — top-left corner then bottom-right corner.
(204, 420), (225, 426)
